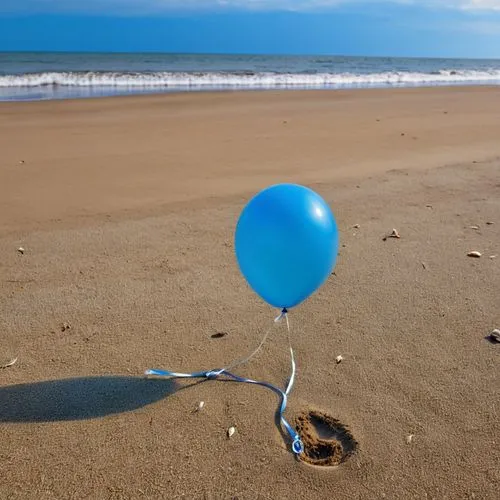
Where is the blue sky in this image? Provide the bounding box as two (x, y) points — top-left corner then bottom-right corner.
(0, 1), (500, 58)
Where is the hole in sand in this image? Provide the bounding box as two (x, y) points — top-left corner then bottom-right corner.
(295, 410), (357, 467)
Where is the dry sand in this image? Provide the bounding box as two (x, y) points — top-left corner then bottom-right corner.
(0, 87), (499, 499)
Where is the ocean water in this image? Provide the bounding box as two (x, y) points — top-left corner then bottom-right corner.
(1, 52), (500, 101)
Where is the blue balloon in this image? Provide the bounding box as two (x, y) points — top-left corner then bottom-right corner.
(235, 184), (339, 309)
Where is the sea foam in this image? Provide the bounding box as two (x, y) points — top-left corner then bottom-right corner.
(1, 70), (500, 89)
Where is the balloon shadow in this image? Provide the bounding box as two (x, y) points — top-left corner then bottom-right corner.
(0, 376), (178, 423)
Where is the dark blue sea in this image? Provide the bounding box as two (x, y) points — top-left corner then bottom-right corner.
(1, 51), (500, 101)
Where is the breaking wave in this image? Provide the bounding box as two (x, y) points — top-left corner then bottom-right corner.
(1, 69), (500, 89)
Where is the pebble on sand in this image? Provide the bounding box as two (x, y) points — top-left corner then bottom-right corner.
(336, 355), (344, 364)
(211, 332), (228, 339)
(406, 434), (414, 444)
(486, 221), (494, 225)
(467, 251), (482, 258)
(353, 224), (360, 229)
(17, 247), (25, 254)
(227, 426), (236, 438)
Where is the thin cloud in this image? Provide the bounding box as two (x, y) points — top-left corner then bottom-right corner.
(462, 0), (500, 10)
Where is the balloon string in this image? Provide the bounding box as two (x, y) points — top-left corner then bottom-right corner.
(283, 313), (296, 396)
(223, 309), (285, 371)
(144, 309), (304, 455)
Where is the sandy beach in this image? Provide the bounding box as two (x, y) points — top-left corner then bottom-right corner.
(1, 87), (499, 499)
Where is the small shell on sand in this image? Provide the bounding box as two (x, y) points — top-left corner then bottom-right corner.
(469, 225), (480, 230)
(1, 357), (18, 369)
(17, 247), (25, 254)
(467, 251), (482, 258)
(488, 329), (500, 343)
(486, 221), (494, 225)
(383, 229), (400, 241)
(336, 355), (343, 364)
(227, 426), (236, 438)
(490, 255), (497, 259)
(353, 224), (360, 229)
(406, 434), (414, 444)
(196, 401), (205, 412)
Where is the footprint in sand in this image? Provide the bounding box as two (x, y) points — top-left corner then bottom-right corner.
(295, 410), (357, 467)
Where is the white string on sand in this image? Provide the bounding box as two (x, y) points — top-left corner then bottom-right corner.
(145, 308), (304, 455)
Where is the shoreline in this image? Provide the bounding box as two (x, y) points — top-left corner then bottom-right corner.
(1, 81), (500, 103)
